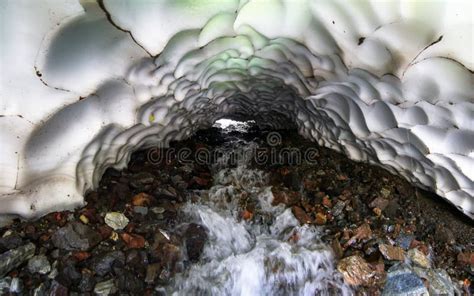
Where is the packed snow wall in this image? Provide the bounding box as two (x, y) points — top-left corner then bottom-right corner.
(0, 0), (472, 220)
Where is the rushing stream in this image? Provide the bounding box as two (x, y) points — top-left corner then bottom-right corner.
(161, 121), (352, 295)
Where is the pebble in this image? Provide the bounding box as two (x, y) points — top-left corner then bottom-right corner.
(79, 214), (89, 224)
(93, 251), (125, 276)
(382, 264), (428, 296)
(94, 279), (117, 296)
(52, 222), (101, 251)
(104, 212), (129, 230)
(132, 193), (152, 206)
(134, 206), (149, 216)
(292, 206), (312, 224)
(407, 248), (430, 268)
(130, 172), (155, 190)
(33, 283), (47, 296)
(78, 272), (95, 292)
(0, 234), (23, 250)
(337, 255), (382, 286)
(424, 269), (460, 295)
(151, 207), (165, 214)
(379, 244), (405, 261)
(49, 280), (68, 296)
(120, 233), (146, 249)
(315, 212), (327, 225)
(145, 263), (160, 284)
(184, 223), (208, 262)
(332, 201), (346, 217)
(0, 242), (35, 277)
(396, 234), (415, 250)
(27, 254), (51, 274)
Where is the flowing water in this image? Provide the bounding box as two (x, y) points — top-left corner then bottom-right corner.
(161, 121), (352, 295)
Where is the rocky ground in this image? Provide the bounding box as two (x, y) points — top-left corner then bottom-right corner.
(0, 126), (472, 295)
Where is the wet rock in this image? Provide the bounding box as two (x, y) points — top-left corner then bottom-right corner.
(191, 176), (211, 187)
(58, 262), (81, 286)
(184, 223), (208, 262)
(33, 283), (48, 296)
(152, 230), (171, 248)
(72, 251), (91, 262)
(322, 195), (332, 208)
(117, 270), (144, 293)
(27, 254), (51, 274)
(0, 242), (35, 277)
(241, 209), (253, 221)
(331, 201), (346, 218)
(424, 269), (460, 295)
(48, 261), (59, 279)
(94, 279), (117, 296)
(331, 239), (343, 259)
(154, 187), (179, 201)
(292, 206), (312, 224)
(272, 190), (300, 207)
(93, 251), (125, 276)
(49, 280), (68, 296)
(337, 255), (383, 286)
(395, 234), (415, 250)
(0, 277), (11, 292)
(151, 207), (166, 215)
(382, 264), (428, 296)
(346, 223), (372, 246)
(52, 222), (101, 251)
(97, 225), (113, 240)
(130, 172), (155, 190)
(0, 233), (23, 250)
(379, 244), (405, 261)
(134, 206), (149, 216)
(120, 233), (146, 249)
(104, 212), (129, 230)
(407, 248), (430, 268)
(155, 243), (181, 271)
(132, 192), (153, 206)
(145, 263), (160, 284)
(78, 272), (95, 292)
(315, 212), (327, 225)
(9, 277), (23, 293)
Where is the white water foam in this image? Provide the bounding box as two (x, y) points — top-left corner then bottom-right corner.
(164, 139), (352, 295)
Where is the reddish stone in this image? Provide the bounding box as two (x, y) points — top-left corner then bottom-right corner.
(346, 223), (372, 246)
(315, 212), (327, 225)
(73, 251), (91, 262)
(121, 233), (146, 249)
(322, 196), (332, 208)
(193, 176), (210, 186)
(241, 210), (253, 221)
(292, 206), (312, 224)
(97, 225), (113, 240)
(132, 192), (152, 206)
(457, 252), (474, 266)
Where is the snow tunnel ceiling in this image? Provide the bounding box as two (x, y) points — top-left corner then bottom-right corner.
(0, 0), (473, 220)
